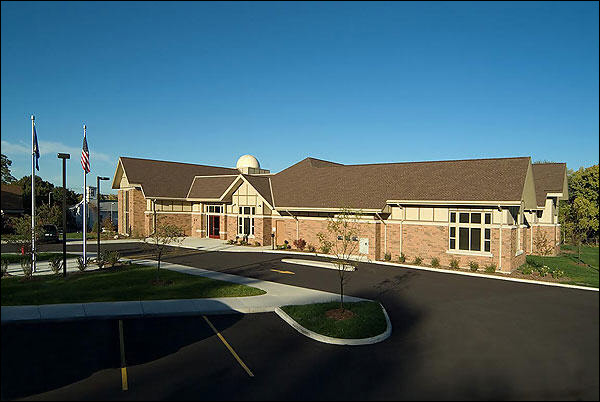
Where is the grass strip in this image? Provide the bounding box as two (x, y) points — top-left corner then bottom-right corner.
(281, 301), (387, 339)
(1, 264), (265, 306)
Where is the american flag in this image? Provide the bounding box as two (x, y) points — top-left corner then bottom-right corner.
(81, 133), (90, 173)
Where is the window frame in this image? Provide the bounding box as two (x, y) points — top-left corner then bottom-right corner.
(448, 210), (493, 255)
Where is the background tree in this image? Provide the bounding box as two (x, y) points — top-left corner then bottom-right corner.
(316, 208), (362, 312)
(1, 153), (16, 184)
(143, 215), (184, 282)
(559, 165), (599, 246)
(6, 215), (44, 255)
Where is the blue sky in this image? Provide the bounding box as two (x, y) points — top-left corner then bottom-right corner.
(1, 1), (598, 193)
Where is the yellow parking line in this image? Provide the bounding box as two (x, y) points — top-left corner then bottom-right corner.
(202, 315), (254, 377)
(271, 269), (295, 275)
(121, 367), (128, 391)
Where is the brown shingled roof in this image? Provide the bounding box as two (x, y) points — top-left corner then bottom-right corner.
(187, 176), (238, 199)
(118, 157), (238, 198)
(1, 184), (24, 211)
(532, 163), (567, 207)
(271, 157), (531, 209)
(243, 175), (273, 206)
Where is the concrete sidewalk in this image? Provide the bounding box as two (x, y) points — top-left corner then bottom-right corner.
(1, 258), (365, 323)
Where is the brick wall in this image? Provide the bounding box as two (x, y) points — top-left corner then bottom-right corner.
(153, 213), (193, 236)
(529, 225), (560, 256)
(191, 214), (204, 237)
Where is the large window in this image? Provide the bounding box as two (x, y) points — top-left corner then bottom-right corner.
(238, 206), (255, 236)
(449, 211), (491, 253)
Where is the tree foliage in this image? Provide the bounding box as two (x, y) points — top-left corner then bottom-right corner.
(143, 215), (185, 281)
(1, 153), (16, 184)
(559, 164), (599, 250)
(15, 175), (80, 215)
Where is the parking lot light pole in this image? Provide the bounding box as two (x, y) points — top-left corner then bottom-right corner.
(58, 153), (70, 278)
(97, 176), (110, 260)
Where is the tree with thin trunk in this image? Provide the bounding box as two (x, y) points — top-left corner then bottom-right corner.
(316, 208), (362, 311)
(143, 215), (184, 282)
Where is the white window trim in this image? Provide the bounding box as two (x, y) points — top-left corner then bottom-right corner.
(449, 210), (492, 253)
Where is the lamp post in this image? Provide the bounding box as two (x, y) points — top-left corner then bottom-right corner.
(96, 176), (110, 260)
(57, 153), (70, 278)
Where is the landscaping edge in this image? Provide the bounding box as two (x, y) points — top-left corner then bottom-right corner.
(274, 303), (392, 346)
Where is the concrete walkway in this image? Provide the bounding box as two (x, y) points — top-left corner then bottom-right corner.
(1, 258), (365, 323)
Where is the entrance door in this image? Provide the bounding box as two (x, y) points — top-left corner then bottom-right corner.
(209, 216), (220, 238)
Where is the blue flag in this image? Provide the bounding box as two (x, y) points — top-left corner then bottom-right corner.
(33, 126), (40, 171)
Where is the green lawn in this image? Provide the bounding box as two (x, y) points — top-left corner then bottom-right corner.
(1, 252), (79, 264)
(1, 264), (265, 306)
(281, 301), (387, 339)
(525, 245), (599, 288)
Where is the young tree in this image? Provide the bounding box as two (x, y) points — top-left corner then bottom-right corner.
(1, 153), (16, 184)
(316, 208), (362, 311)
(570, 196), (598, 262)
(143, 216), (185, 282)
(102, 216), (116, 233)
(532, 230), (554, 267)
(7, 215), (44, 256)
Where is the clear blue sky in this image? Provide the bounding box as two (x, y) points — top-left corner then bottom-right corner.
(1, 1), (598, 193)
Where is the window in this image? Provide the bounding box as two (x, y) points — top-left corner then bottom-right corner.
(449, 211), (492, 253)
(238, 206), (255, 236)
(207, 205), (223, 213)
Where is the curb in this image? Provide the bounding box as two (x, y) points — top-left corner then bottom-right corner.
(274, 302), (392, 346)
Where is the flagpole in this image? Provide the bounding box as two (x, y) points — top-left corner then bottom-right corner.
(83, 124), (87, 268)
(31, 115), (37, 273)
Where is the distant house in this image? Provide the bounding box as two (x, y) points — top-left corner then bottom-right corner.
(69, 186), (118, 231)
(1, 183), (24, 217)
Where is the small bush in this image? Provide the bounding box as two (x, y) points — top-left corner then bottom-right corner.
(21, 258), (32, 279)
(384, 252), (391, 261)
(484, 263), (496, 273)
(307, 244), (316, 252)
(469, 261), (479, 272)
(551, 269), (565, 279)
(253, 241), (261, 246)
(536, 266), (549, 277)
(526, 255), (543, 268)
(227, 239), (235, 245)
(398, 253), (406, 263)
(105, 251), (121, 267)
(430, 257), (440, 268)
(76, 256), (88, 272)
(519, 264), (533, 275)
(293, 238), (307, 251)
(48, 255), (63, 275)
(1, 259), (8, 277)
(412, 256), (422, 266)
(449, 258), (460, 269)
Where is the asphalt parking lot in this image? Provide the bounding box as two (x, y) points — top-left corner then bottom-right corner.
(1, 242), (598, 400)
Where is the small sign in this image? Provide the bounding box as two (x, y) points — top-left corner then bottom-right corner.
(359, 238), (369, 254)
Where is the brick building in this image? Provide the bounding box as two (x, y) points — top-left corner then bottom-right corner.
(111, 155), (567, 272)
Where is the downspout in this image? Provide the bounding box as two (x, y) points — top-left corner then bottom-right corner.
(498, 205), (503, 271)
(152, 199), (157, 235)
(397, 204), (403, 256)
(375, 212), (387, 256)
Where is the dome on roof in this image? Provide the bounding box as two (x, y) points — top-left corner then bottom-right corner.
(236, 154), (260, 170)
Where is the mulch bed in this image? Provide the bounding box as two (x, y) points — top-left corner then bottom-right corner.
(326, 308), (355, 321)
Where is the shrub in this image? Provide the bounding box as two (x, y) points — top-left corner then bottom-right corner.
(449, 258), (460, 269)
(526, 255), (543, 268)
(239, 239), (248, 246)
(1, 259), (8, 277)
(227, 239), (235, 245)
(307, 244), (316, 253)
(105, 251), (121, 267)
(21, 258), (32, 279)
(384, 252), (391, 261)
(469, 261), (479, 272)
(430, 257), (440, 268)
(320, 242), (332, 254)
(293, 238), (307, 251)
(48, 255), (63, 275)
(253, 241), (261, 246)
(519, 264), (533, 275)
(484, 263), (496, 273)
(551, 269), (565, 279)
(398, 253), (406, 263)
(76, 256), (88, 272)
(412, 256), (422, 266)
(536, 266), (549, 277)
